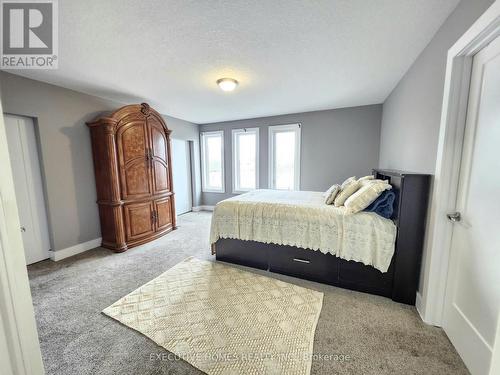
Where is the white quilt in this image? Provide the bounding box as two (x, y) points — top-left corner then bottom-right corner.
(210, 190), (397, 272)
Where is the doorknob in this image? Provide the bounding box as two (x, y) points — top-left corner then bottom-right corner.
(447, 212), (461, 222)
(20, 226), (26, 232)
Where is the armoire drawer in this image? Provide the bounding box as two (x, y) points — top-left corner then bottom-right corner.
(269, 245), (339, 284)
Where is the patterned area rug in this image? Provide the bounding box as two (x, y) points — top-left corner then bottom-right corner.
(103, 257), (323, 374)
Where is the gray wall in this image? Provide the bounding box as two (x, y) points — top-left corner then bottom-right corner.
(378, 0), (494, 294)
(379, 0), (495, 174)
(0, 72), (200, 252)
(200, 105), (382, 206)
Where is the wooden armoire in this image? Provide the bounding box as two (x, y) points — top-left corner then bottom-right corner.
(87, 103), (176, 252)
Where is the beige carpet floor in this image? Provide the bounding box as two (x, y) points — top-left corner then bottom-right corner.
(28, 211), (469, 375)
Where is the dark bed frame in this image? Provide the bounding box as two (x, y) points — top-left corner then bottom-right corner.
(213, 169), (430, 305)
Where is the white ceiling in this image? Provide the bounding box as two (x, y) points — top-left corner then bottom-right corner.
(7, 0), (460, 124)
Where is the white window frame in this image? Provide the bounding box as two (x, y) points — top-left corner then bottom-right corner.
(232, 128), (260, 193)
(268, 123), (301, 190)
(200, 130), (225, 193)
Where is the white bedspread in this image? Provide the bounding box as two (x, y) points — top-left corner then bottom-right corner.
(210, 190), (397, 272)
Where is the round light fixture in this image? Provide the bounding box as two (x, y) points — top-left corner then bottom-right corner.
(217, 78), (238, 92)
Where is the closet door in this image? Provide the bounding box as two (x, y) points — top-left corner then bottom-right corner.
(5, 115), (51, 265)
(148, 117), (170, 195)
(117, 119), (153, 200)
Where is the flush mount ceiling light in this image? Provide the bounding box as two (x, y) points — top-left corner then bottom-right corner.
(217, 78), (238, 92)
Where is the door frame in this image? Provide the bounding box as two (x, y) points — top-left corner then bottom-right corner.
(0, 110), (45, 374)
(420, 0), (500, 326)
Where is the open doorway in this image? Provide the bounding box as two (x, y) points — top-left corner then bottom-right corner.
(171, 138), (193, 215)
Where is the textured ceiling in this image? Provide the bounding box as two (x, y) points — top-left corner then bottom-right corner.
(6, 0), (460, 123)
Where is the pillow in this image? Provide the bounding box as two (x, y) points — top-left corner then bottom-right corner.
(361, 178), (389, 186)
(334, 178), (361, 207)
(344, 180), (392, 214)
(358, 175), (375, 182)
(324, 184), (341, 205)
(364, 190), (396, 219)
(323, 184), (335, 198)
(341, 176), (356, 188)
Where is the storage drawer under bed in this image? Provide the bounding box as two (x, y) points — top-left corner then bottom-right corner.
(215, 239), (269, 270)
(214, 238), (396, 301)
(268, 245), (339, 285)
(338, 259), (395, 297)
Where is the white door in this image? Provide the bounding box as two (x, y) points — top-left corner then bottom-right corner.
(171, 139), (192, 215)
(443, 36), (500, 375)
(4, 115), (51, 265)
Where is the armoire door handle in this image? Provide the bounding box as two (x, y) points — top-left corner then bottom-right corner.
(149, 149), (154, 169)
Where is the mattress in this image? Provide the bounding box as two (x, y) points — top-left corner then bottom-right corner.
(210, 189), (397, 272)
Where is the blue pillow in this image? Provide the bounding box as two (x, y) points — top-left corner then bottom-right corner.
(364, 190), (396, 219)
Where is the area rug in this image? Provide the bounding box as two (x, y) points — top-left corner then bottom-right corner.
(103, 257), (323, 374)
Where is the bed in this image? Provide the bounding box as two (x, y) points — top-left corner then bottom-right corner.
(210, 169), (430, 305)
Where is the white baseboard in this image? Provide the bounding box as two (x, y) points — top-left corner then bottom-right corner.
(415, 291), (433, 325)
(192, 205), (215, 212)
(415, 291), (423, 316)
(50, 237), (102, 261)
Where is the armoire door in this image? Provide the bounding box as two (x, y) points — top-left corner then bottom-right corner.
(123, 201), (155, 242)
(154, 197), (173, 232)
(117, 119), (153, 200)
(148, 117), (170, 195)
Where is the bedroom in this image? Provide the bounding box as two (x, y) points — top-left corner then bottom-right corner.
(1, 1), (499, 374)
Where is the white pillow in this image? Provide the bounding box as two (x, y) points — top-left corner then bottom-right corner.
(324, 184), (341, 205)
(323, 184), (334, 198)
(334, 178), (361, 207)
(358, 175), (375, 182)
(341, 176), (356, 188)
(361, 178), (388, 186)
(344, 180), (392, 214)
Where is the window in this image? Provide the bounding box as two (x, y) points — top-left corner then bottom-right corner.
(268, 124), (301, 190)
(232, 128), (259, 192)
(201, 131), (224, 192)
